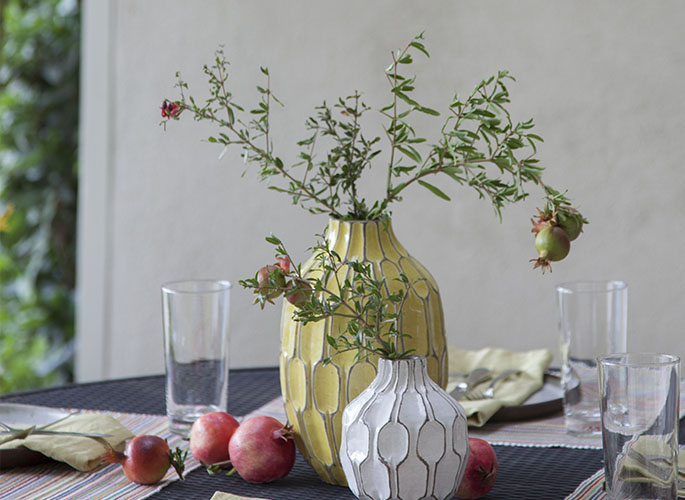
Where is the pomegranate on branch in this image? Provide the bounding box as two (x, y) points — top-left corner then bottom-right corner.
(162, 33), (588, 273)
(530, 200), (587, 273)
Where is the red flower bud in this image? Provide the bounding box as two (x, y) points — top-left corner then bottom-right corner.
(161, 100), (181, 118)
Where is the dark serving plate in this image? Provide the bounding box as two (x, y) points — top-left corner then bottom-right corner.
(489, 369), (577, 422)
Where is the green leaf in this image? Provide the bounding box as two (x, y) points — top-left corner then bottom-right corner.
(394, 92), (420, 108)
(418, 180), (451, 201)
(442, 167), (465, 183)
(417, 106), (440, 116)
(410, 41), (430, 58)
(265, 234), (282, 245)
(396, 145), (422, 163)
(393, 165), (417, 174)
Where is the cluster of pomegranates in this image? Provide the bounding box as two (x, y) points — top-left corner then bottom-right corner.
(530, 207), (585, 273)
(255, 257), (312, 307)
(104, 414), (497, 498)
(103, 412), (295, 486)
(189, 412), (296, 483)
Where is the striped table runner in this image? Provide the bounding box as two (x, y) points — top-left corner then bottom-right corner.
(469, 413), (603, 449)
(0, 410), (201, 500)
(252, 388), (685, 450)
(251, 395), (605, 449)
(565, 469), (606, 500)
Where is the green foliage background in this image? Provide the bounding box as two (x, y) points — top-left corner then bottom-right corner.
(0, 0), (79, 392)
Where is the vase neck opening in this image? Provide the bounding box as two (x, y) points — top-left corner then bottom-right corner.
(325, 218), (407, 259)
(377, 356), (428, 383)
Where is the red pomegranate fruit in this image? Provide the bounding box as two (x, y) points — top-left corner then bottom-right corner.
(456, 437), (498, 499)
(189, 411), (240, 465)
(104, 435), (184, 485)
(228, 416), (296, 483)
(257, 264), (287, 299)
(285, 279), (312, 306)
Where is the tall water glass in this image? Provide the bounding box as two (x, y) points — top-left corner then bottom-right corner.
(556, 280), (627, 435)
(162, 280), (231, 436)
(598, 353), (680, 500)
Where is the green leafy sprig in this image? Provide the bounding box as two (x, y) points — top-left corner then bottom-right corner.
(162, 33), (582, 224)
(239, 234), (418, 361)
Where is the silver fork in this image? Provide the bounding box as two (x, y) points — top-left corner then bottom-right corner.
(0, 413), (112, 445)
(450, 368), (492, 400)
(464, 369), (521, 400)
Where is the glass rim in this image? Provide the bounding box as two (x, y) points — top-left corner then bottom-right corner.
(556, 280), (627, 294)
(161, 279), (232, 295)
(597, 352), (680, 368)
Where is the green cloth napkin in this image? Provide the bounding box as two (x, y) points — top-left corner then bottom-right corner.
(447, 346), (553, 427)
(617, 436), (684, 495)
(0, 413), (134, 471)
(211, 492), (272, 500)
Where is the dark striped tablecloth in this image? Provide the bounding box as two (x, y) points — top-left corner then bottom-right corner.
(1, 368), (606, 499)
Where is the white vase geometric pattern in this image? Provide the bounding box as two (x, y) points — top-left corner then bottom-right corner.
(340, 356), (469, 500)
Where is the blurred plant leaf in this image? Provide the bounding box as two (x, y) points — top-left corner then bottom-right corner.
(0, 0), (80, 393)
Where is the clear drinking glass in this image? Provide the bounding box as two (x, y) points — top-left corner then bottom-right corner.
(161, 279), (231, 436)
(598, 353), (680, 500)
(556, 280), (628, 435)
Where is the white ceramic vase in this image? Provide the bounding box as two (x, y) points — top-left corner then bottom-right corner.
(339, 356), (469, 500)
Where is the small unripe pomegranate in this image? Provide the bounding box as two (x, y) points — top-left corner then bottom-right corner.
(556, 210), (584, 241)
(535, 225), (570, 261)
(531, 224), (571, 273)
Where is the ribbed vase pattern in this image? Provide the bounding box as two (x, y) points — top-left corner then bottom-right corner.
(280, 218), (448, 485)
(340, 356), (469, 500)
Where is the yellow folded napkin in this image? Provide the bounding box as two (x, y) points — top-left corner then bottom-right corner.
(447, 346), (553, 426)
(617, 436), (684, 494)
(211, 492), (272, 500)
(0, 413), (134, 471)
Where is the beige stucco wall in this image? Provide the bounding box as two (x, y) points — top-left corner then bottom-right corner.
(76, 0), (685, 381)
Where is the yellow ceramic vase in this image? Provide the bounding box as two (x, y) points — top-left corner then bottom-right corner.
(280, 218), (448, 485)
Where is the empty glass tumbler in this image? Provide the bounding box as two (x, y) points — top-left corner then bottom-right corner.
(161, 279), (231, 436)
(556, 280), (628, 435)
